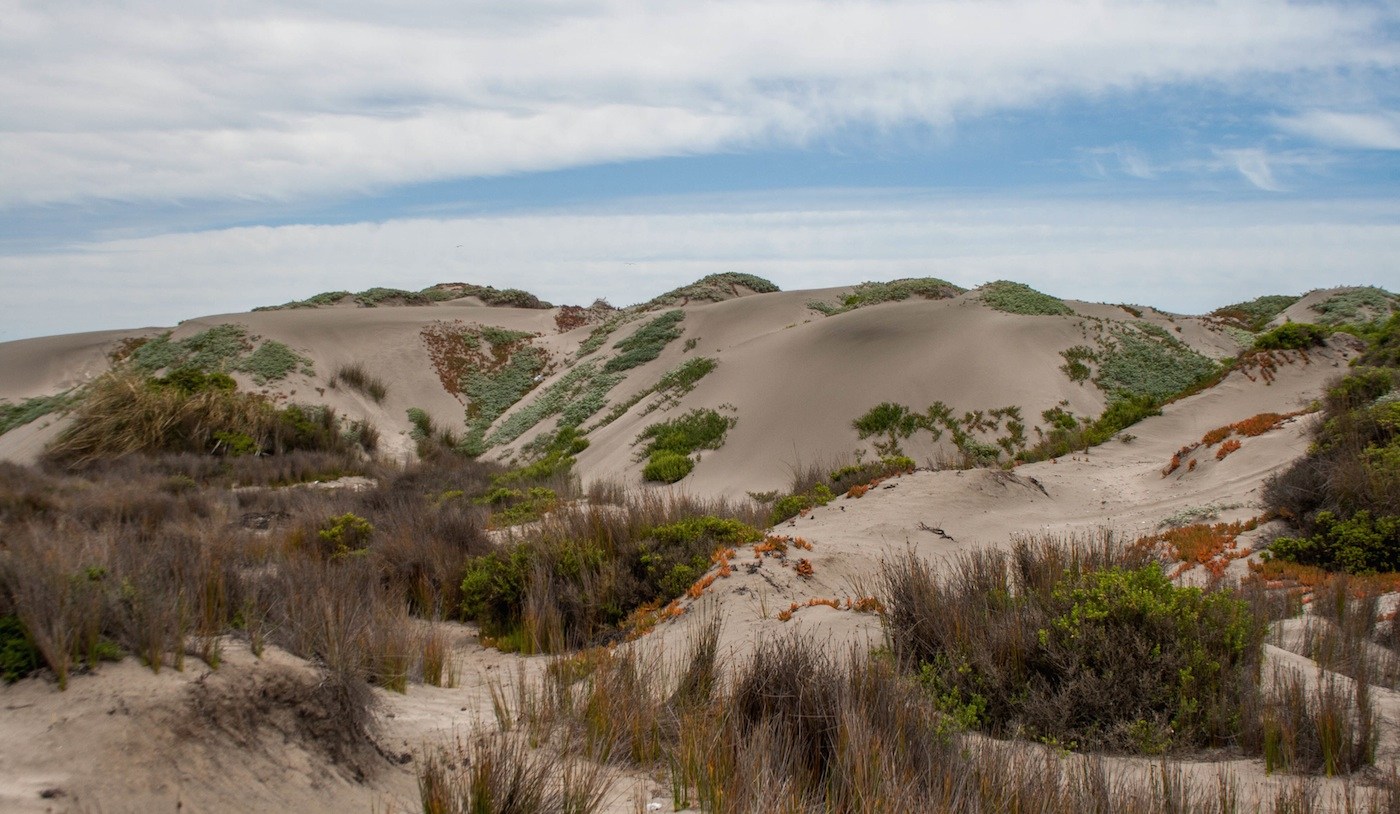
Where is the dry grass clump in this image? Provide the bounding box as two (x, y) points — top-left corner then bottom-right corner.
(469, 616), (1396, 813)
(0, 452), (503, 694)
(329, 362), (388, 403)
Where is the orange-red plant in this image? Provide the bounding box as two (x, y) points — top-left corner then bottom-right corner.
(1216, 439), (1242, 460)
(846, 484), (871, 499)
(794, 558), (814, 579)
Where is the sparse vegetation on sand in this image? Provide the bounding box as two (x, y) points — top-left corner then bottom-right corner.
(1210, 294), (1302, 332)
(808, 276), (964, 316)
(1309, 287), (1400, 326)
(0, 390), (77, 436)
(979, 280), (1074, 316)
(850, 400), (1028, 466)
(603, 309), (685, 373)
(329, 362), (388, 403)
(131, 323), (313, 385)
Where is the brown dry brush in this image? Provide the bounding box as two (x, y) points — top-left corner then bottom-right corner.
(0, 453), (501, 696)
(466, 621), (1400, 814)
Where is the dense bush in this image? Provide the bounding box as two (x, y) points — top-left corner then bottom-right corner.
(883, 536), (1267, 752)
(645, 273), (780, 307)
(642, 450), (694, 483)
(1254, 322), (1330, 351)
(1210, 295), (1302, 332)
(459, 499), (762, 650)
(1265, 335), (1400, 574)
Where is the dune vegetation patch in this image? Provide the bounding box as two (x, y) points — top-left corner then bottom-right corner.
(43, 370), (377, 466)
(807, 276), (964, 316)
(1309, 287), (1400, 327)
(979, 280), (1074, 316)
(0, 391), (78, 436)
(1253, 322), (1331, 351)
(643, 272), (780, 309)
(850, 400), (1028, 466)
(419, 321), (553, 455)
(1210, 294), (1302, 332)
(131, 323), (313, 385)
(603, 309), (686, 373)
(256, 282), (552, 311)
(635, 407), (736, 483)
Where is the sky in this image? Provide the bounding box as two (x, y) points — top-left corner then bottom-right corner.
(2, 0), (1398, 341)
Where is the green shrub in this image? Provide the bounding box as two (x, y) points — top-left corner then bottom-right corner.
(130, 324), (311, 384)
(884, 539), (1267, 753)
(636, 408), (735, 458)
(319, 512), (374, 557)
(604, 310), (686, 373)
(979, 281), (1073, 316)
(1059, 346), (1097, 382)
(0, 615), (41, 683)
(808, 277), (964, 316)
(643, 451), (694, 483)
(645, 273), (780, 308)
(1210, 295), (1301, 332)
(852, 402), (922, 457)
(770, 484), (833, 525)
(1096, 332), (1218, 401)
(1254, 323), (1330, 351)
(1268, 511), (1400, 574)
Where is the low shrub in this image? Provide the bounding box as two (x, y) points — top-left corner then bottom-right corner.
(644, 273), (780, 308)
(882, 534), (1267, 753)
(0, 614), (40, 683)
(1254, 323), (1330, 351)
(642, 450), (693, 483)
(1210, 295), (1301, 332)
(979, 281), (1073, 316)
(808, 277), (963, 316)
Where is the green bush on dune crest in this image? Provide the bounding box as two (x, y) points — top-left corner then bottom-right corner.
(643, 273), (779, 308)
(131, 324), (313, 385)
(808, 277), (964, 316)
(979, 280), (1073, 316)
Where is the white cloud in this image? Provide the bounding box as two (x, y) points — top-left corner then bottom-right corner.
(1218, 148), (1284, 192)
(1274, 110), (1400, 150)
(1, 0), (1395, 206)
(3, 191), (1397, 341)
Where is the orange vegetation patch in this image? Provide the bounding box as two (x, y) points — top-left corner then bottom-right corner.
(1215, 439), (1242, 460)
(1162, 444), (1199, 477)
(794, 558), (814, 579)
(1201, 410), (1306, 447)
(1134, 518), (1259, 578)
(755, 535), (790, 558)
(846, 484), (871, 499)
(1245, 560), (1400, 600)
(791, 537), (812, 551)
(776, 595), (884, 622)
(624, 598), (687, 639)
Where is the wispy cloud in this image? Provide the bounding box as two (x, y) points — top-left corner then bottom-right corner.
(1274, 110), (1400, 150)
(1, 1), (1394, 207)
(1218, 149), (1285, 192)
(4, 192), (1396, 341)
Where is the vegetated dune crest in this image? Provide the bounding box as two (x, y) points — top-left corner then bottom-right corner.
(0, 275), (1331, 497)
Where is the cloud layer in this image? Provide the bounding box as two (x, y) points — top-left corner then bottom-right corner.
(3, 0), (1396, 206)
(4, 192), (1396, 340)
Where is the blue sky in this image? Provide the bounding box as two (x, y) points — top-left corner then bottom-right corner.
(2, 0), (1398, 341)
